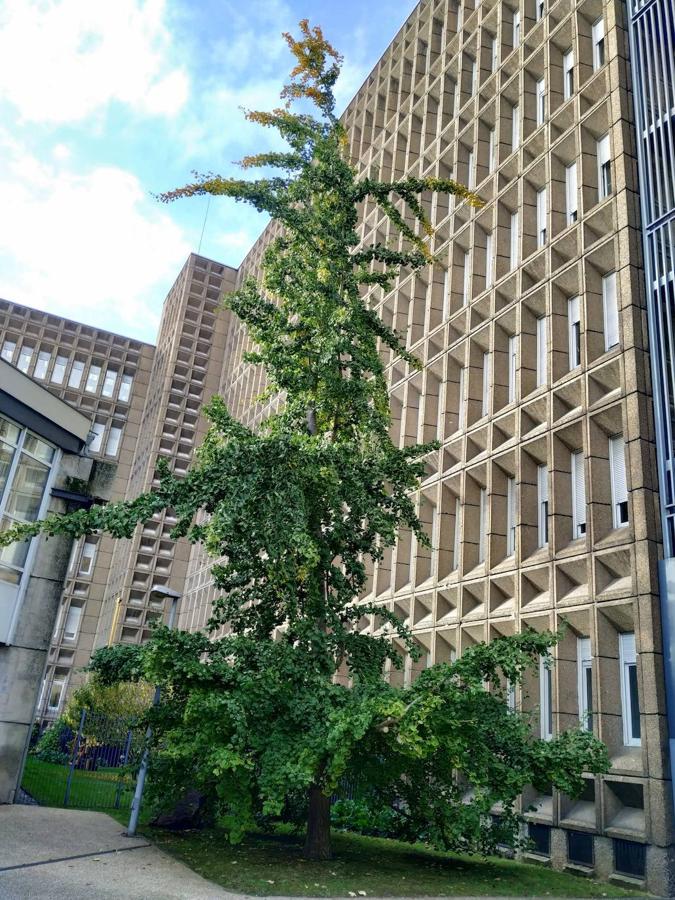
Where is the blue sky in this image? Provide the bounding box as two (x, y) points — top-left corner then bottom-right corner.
(0, 0), (418, 343)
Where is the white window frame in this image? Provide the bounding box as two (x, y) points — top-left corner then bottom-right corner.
(458, 367), (466, 431)
(467, 149), (475, 189)
(85, 364), (101, 394)
(105, 425), (122, 458)
(513, 9), (521, 47)
(592, 18), (605, 71)
(536, 316), (547, 387)
(512, 103), (520, 151)
(536, 78), (546, 127)
(577, 637), (593, 731)
(63, 603), (83, 641)
(565, 162), (578, 225)
(78, 539), (97, 576)
(88, 422), (105, 454)
(619, 632), (641, 747)
(17, 345), (33, 373)
(510, 210), (519, 269)
(602, 271), (619, 350)
(470, 57), (477, 95)
(453, 495), (461, 571)
(47, 674), (67, 712)
(597, 133), (612, 200)
(491, 36), (498, 73)
(506, 476), (516, 556)
(101, 369), (118, 398)
(442, 268), (450, 320)
(536, 0), (545, 22)
(482, 351), (490, 417)
(462, 251), (471, 305)
(609, 434), (629, 528)
(485, 231), (493, 288)
(508, 335), (517, 404)
(568, 296), (581, 369)
(478, 487), (488, 564)
(539, 655), (553, 740)
(1, 340), (16, 363)
(563, 49), (574, 100)
(488, 127), (496, 173)
(537, 463), (549, 547)
(51, 355), (68, 385)
(537, 187), (547, 247)
(34, 350), (51, 380)
(68, 359), (85, 389)
(571, 449), (586, 538)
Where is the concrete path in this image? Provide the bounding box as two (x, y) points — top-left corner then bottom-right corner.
(0, 805), (239, 899)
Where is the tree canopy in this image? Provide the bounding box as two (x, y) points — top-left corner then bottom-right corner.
(1, 21), (609, 860)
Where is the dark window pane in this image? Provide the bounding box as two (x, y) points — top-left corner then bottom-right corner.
(628, 664), (641, 739)
(567, 830), (594, 866)
(528, 822), (551, 856)
(613, 839), (646, 877)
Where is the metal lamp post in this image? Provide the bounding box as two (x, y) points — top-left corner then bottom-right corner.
(126, 584), (181, 837)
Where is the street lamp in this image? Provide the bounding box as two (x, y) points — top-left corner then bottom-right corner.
(126, 584), (182, 837)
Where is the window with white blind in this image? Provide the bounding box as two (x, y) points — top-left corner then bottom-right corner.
(47, 673), (67, 712)
(482, 351), (490, 417)
(537, 188), (547, 247)
(540, 656), (553, 740)
(602, 272), (619, 349)
(63, 603), (83, 641)
(536, 0), (545, 21)
(563, 49), (574, 100)
(537, 464), (549, 547)
(105, 425), (123, 458)
(462, 251), (471, 305)
(536, 78), (545, 126)
(512, 103), (520, 150)
(491, 36), (498, 72)
(78, 540), (97, 575)
(510, 210), (519, 269)
(1, 340), (16, 363)
(568, 296), (581, 369)
(577, 637), (593, 731)
(453, 496), (461, 571)
(508, 335), (517, 403)
(592, 18), (605, 70)
(118, 373), (133, 403)
(51, 355), (68, 385)
(478, 487), (487, 563)
(506, 476), (516, 556)
(34, 350), (51, 380)
(467, 149), (475, 189)
(17, 345), (33, 373)
(485, 231), (493, 288)
(442, 268), (450, 320)
(458, 367), (466, 430)
(101, 369), (118, 398)
(488, 128), (496, 173)
(609, 434), (629, 528)
(513, 10), (521, 47)
(84, 364), (101, 393)
(566, 162), (578, 225)
(619, 633), (641, 746)
(571, 450), (586, 538)
(470, 57), (477, 95)
(598, 134), (612, 199)
(536, 317), (547, 386)
(88, 422), (105, 454)
(68, 359), (85, 389)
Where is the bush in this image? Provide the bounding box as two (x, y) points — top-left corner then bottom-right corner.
(331, 798), (401, 838)
(32, 719), (74, 764)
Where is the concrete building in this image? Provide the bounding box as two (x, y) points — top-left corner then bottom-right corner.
(0, 358), (94, 802)
(1, 0), (674, 891)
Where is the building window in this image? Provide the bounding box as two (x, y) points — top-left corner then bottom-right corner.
(485, 231), (493, 288)
(482, 351), (490, 417)
(101, 368), (118, 398)
(462, 250), (471, 305)
(478, 487), (487, 563)
(470, 57), (477, 95)
(566, 162), (578, 225)
(453, 496), (461, 571)
(17, 345), (33, 373)
(598, 134), (612, 199)
(508, 335), (517, 404)
(577, 637), (593, 731)
(539, 655), (553, 739)
(488, 128), (496, 173)
(568, 296), (581, 369)
(528, 823), (551, 856)
(537, 464), (548, 547)
(535, 0), (545, 21)
(1, 340), (16, 363)
(51, 355), (68, 385)
(563, 49), (574, 100)
(79, 540), (97, 575)
(510, 211), (519, 269)
(105, 425), (123, 458)
(592, 19), (605, 70)
(47, 674), (67, 712)
(568, 831), (594, 867)
(118, 373), (133, 403)
(602, 272), (619, 349)
(506, 476), (516, 556)
(613, 839), (646, 878)
(513, 10), (521, 47)
(467, 149), (475, 189)
(458, 367), (466, 430)
(620, 632), (641, 746)
(68, 359), (85, 389)
(609, 434), (629, 528)
(512, 103), (520, 150)
(442, 268), (450, 320)
(536, 78), (545, 126)
(536, 316), (547, 386)
(536, 187), (547, 247)
(571, 450), (586, 538)
(63, 603), (83, 641)
(84, 364), (101, 393)
(88, 422), (105, 454)
(491, 36), (498, 73)
(33, 350), (51, 380)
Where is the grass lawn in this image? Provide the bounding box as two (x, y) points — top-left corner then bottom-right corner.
(21, 757), (134, 810)
(115, 822), (642, 897)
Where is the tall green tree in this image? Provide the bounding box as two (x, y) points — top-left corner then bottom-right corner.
(1, 22), (609, 860)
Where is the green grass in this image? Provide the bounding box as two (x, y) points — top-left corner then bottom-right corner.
(21, 757), (134, 810)
(117, 823), (642, 897)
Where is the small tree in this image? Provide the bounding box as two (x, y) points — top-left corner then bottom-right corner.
(1, 22), (609, 860)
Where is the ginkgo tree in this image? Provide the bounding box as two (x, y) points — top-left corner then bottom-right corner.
(1, 22), (609, 861)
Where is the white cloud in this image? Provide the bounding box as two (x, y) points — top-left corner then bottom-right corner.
(0, 140), (191, 340)
(0, 0), (189, 123)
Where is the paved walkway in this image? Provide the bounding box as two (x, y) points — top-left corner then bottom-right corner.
(0, 805), (239, 899)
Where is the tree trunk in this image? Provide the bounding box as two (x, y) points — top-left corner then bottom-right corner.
(303, 784), (332, 860)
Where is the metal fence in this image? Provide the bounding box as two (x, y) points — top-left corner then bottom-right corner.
(18, 709), (141, 810)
